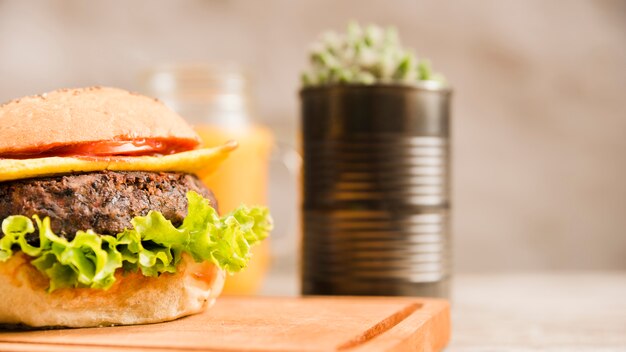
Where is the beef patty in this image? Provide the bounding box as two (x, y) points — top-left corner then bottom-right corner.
(0, 171), (217, 241)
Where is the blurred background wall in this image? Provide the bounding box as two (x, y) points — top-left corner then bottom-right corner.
(0, 0), (624, 273)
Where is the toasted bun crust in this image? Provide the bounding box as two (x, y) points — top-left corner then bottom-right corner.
(0, 253), (224, 328)
(0, 87), (200, 155)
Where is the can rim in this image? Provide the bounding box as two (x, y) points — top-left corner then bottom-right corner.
(299, 80), (452, 95)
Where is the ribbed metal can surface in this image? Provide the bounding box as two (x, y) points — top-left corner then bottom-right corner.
(300, 84), (452, 297)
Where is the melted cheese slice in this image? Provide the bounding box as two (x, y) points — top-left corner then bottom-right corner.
(0, 141), (237, 182)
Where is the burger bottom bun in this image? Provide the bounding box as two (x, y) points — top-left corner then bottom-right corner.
(0, 253), (225, 328)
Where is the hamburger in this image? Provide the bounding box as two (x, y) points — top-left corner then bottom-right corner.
(0, 87), (271, 328)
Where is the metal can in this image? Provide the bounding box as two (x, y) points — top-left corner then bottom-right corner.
(300, 83), (452, 297)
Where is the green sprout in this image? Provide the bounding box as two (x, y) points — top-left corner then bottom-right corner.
(302, 21), (446, 87)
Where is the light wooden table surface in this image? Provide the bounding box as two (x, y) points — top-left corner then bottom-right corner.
(262, 271), (626, 351)
(448, 272), (626, 351)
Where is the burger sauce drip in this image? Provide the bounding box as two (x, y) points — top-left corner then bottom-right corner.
(0, 139), (198, 159)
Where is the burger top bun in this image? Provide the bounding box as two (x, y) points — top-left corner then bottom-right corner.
(0, 87), (200, 155)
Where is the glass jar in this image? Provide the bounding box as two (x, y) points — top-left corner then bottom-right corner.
(142, 63), (273, 295)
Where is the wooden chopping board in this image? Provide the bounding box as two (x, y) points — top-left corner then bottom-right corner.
(0, 296), (450, 352)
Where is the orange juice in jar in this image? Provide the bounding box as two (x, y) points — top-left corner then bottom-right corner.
(142, 64), (272, 294)
(195, 126), (273, 294)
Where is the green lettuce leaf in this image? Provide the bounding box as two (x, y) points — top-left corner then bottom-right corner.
(0, 191), (271, 292)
